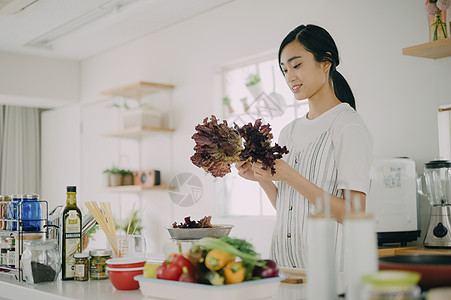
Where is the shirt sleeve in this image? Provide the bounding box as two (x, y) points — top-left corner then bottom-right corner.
(333, 123), (373, 194)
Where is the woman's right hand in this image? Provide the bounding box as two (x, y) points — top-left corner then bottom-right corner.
(235, 161), (259, 182)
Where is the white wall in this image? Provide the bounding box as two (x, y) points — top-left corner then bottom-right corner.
(0, 51), (80, 108)
(44, 0), (451, 257)
(41, 104), (82, 211)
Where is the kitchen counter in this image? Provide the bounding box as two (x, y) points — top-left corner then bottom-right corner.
(0, 275), (142, 300)
(0, 275), (309, 300)
(378, 245), (451, 257)
(8, 246), (449, 300)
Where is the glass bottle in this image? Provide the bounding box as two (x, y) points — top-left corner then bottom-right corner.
(61, 186), (82, 280)
(431, 13), (448, 41)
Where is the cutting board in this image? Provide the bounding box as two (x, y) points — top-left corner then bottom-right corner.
(278, 267), (306, 284)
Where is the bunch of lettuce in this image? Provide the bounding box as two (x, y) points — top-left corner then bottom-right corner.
(235, 119), (289, 176)
(190, 116), (242, 178)
(190, 115), (288, 177)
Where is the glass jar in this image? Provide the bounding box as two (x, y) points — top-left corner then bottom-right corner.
(6, 237), (15, 268)
(0, 237), (7, 265)
(22, 194), (41, 232)
(361, 271), (421, 300)
(22, 239), (60, 284)
(89, 249), (112, 280)
(74, 252), (89, 281)
(7, 194), (21, 231)
(2, 195), (10, 230)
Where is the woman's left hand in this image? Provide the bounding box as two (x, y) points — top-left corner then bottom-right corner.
(251, 159), (291, 182)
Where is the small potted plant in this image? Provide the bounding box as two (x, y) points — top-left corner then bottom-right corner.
(103, 168), (113, 187)
(121, 169), (135, 186)
(245, 73), (263, 99)
(103, 166), (123, 187)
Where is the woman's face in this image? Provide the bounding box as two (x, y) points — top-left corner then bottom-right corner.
(280, 41), (330, 101)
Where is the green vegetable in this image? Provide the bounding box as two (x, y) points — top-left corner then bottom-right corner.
(195, 237), (264, 267)
(206, 271), (225, 286)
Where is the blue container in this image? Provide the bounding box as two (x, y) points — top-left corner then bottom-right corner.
(22, 194), (41, 232)
(7, 194), (21, 231)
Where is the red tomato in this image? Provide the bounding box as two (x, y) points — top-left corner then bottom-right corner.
(156, 260), (183, 281)
(169, 254), (193, 275)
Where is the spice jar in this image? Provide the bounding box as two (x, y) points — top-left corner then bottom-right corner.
(22, 239), (60, 284)
(6, 237), (16, 268)
(74, 252), (89, 281)
(89, 249), (112, 280)
(361, 270), (421, 300)
(0, 237), (7, 265)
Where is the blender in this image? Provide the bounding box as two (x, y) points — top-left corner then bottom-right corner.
(419, 160), (451, 248)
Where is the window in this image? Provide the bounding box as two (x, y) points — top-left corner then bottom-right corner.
(219, 54), (308, 216)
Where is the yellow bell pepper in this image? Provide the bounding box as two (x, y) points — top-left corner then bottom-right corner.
(205, 249), (235, 271)
(224, 261), (245, 284)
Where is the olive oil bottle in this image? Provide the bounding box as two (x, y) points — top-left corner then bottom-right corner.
(61, 186), (82, 280)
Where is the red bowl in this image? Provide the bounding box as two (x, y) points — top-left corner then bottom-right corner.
(107, 266), (143, 290)
(379, 255), (451, 290)
(106, 257), (146, 269)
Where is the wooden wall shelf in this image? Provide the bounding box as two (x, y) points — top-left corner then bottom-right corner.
(102, 126), (175, 139)
(402, 38), (451, 59)
(104, 185), (173, 193)
(101, 81), (175, 99)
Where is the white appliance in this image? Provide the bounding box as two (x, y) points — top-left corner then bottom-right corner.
(366, 157), (420, 246)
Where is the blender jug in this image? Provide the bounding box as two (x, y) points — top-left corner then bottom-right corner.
(419, 160), (451, 248)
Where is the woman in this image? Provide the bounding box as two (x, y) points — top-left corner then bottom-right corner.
(236, 24), (373, 269)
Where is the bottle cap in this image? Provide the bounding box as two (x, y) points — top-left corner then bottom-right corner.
(67, 186), (76, 193)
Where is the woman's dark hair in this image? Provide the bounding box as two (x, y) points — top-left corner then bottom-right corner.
(278, 24), (356, 110)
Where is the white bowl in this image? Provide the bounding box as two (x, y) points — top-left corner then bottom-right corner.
(134, 275), (285, 300)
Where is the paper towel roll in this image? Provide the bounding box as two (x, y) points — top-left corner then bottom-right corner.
(307, 215), (337, 300)
(343, 214), (378, 300)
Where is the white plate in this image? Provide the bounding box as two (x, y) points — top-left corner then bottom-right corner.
(135, 275), (285, 300)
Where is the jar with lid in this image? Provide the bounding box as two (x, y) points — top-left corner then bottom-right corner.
(22, 194), (41, 232)
(2, 195), (10, 230)
(74, 252), (89, 281)
(361, 270), (421, 300)
(6, 237), (16, 268)
(7, 194), (20, 231)
(0, 195), (3, 230)
(22, 239), (60, 284)
(89, 249), (112, 280)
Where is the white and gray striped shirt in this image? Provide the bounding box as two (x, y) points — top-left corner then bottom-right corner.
(270, 103), (373, 270)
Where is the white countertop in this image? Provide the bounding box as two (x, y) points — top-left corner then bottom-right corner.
(0, 275), (308, 300)
(0, 276), (142, 300)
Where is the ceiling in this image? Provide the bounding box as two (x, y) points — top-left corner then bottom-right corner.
(0, 0), (234, 60)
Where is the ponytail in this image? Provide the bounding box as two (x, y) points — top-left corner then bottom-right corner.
(331, 70), (355, 110)
(278, 24), (356, 110)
